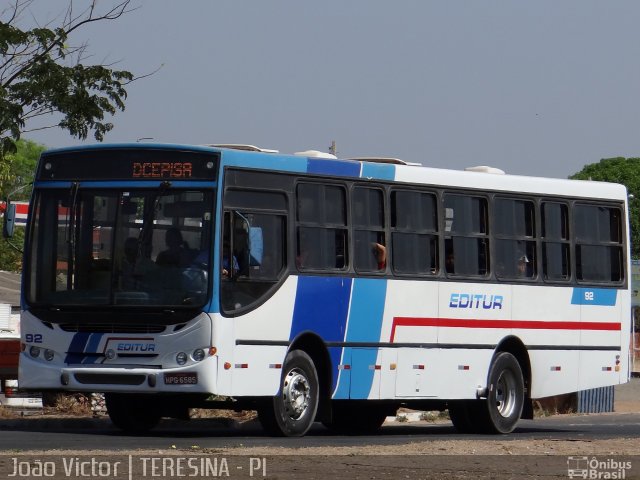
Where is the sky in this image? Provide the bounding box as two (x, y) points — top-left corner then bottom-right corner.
(15, 1), (640, 179)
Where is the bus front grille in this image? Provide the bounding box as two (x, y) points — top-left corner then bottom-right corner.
(74, 373), (147, 385)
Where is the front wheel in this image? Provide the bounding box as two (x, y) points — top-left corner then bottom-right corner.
(105, 393), (162, 434)
(257, 350), (319, 437)
(478, 352), (525, 434)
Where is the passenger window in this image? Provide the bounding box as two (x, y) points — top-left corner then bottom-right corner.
(443, 194), (488, 276)
(494, 198), (536, 280)
(541, 202), (570, 281)
(391, 190), (438, 275)
(353, 187), (386, 273)
(574, 205), (623, 283)
(296, 183), (348, 271)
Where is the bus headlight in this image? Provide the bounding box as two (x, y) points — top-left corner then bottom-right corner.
(44, 349), (55, 361)
(192, 349), (205, 362)
(176, 352), (188, 365)
(29, 346), (40, 358)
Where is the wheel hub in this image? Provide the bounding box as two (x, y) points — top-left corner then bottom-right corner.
(282, 368), (310, 420)
(495, 370), (517, 418)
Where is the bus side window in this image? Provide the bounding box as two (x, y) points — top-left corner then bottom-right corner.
(494, 198), (537, 280)
(296, 183), (348, 271)
(541, 202), (571, 281)
(390, 189), (438, 276)
(221, 210), (286, 312)
(574, 204), (623, 283)
(443, 194), (488, 277)
(353, 187), (386, 273)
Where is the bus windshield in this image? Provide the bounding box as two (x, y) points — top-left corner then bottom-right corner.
(26, 188), (214, 308)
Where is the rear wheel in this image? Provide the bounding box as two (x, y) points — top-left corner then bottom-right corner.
(257, 350), (319, 437)
(478, 352), (525, 433)
(105, 393), (162, 433)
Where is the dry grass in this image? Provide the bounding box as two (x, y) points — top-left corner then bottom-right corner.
(533, 393), (577, 417)
(420, 410), (450, 422)
(0, 406), (19, 418)
(190, 409), (256, 422)
(43, 393), (92, 416)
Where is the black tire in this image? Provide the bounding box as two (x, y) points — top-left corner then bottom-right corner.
(322, 402), (390, 434)
(257, 350), (319, 437)
(448, 400), (483, 433)
(105, 393), (162, 434)
(477, 352), (525, 434)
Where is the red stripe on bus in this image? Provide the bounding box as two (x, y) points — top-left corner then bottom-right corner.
(390, 317), (621, 342)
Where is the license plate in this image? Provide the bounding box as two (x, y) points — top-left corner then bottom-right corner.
(164, 372), (198, 385)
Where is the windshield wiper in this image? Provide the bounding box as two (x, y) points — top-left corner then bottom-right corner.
(66, 182), (80, 290)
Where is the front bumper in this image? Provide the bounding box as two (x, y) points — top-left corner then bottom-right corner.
(18, 353), (218, 394)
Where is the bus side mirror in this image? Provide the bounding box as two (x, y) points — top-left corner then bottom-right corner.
(3, 201), (16, 238)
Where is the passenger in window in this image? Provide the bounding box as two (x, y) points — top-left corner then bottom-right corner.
(156, 227), (196, 267)
(517, 255), (531, 277)
(222, 241), (239, 278)
(445, 252), (455, 274)
(372, 242), (387, 270)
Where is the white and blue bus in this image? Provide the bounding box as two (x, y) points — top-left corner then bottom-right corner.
(6, 143), (631, 436)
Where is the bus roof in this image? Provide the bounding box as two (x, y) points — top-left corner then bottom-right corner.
(38, 143), (628, 201)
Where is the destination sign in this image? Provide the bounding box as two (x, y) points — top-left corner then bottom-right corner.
(37, 148), (219, 181)
(132, 162), (193, 179)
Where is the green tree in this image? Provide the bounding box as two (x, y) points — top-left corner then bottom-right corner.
(0, 225), (23, 272)
(570, 157), (640, 258)
(0, 0), (135, 158)
(0, 137), (44, 199)
(0, 138), (43, 271)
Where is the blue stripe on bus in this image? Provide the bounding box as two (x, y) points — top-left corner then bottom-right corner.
(307, 158), (361, 177)
(32, 181), (74, 188)
(333, 278), (388, 399)
(571, 288), (618, 306)
(64, 332), (92, 364)
(84, 333), (104, 364)
(290, 276), (353, 392)
(222, 152), (308, 173)
(360, 163), (396, 181)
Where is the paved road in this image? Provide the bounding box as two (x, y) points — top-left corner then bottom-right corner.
(1, 412), (639, 451)
(0, 414), (639, 479)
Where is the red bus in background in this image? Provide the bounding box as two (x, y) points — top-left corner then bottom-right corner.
(0, 201), (28, 226)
